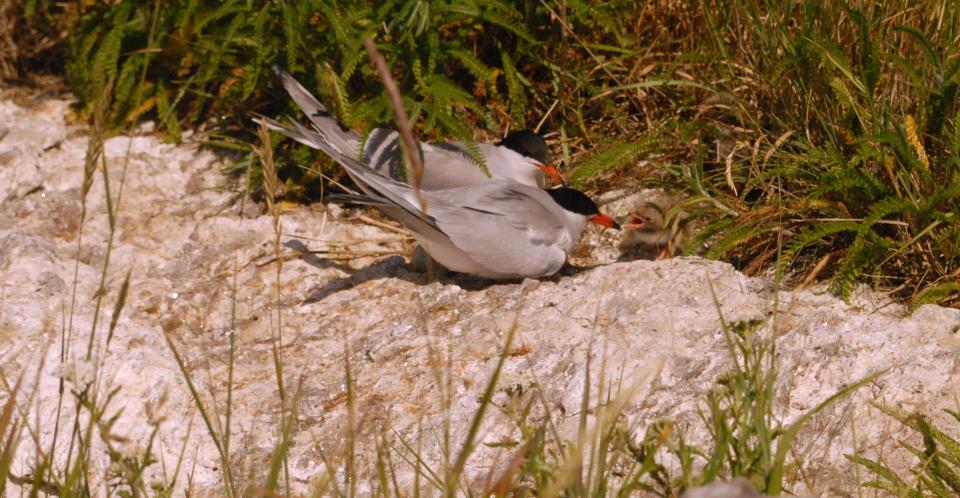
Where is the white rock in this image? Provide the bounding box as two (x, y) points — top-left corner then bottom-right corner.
(1, 97), (958, 496)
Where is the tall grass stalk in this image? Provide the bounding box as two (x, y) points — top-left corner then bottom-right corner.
(255, 117), (293, 496)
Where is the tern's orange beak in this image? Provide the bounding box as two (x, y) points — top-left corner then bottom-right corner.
(536, 162), (565, 185)
(589, 213), (621, 230)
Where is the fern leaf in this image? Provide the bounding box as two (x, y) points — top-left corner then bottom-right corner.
(281, 2), (301, 69)
(450, 49), (493, 83)
(90, 7), (130, 95)
(325, 1), (350, 47)
(439, 2), (534, 43)
(810, 38), (868, 95)
(155, 82), (182, 142)
(862, 196), (914, 230)
(430, 103), (470, 139)
(113, 56), (142, 119)
(684, 218), (734, 256)
(339, 41), (367, 82)
(458, 136), (491, 177)
(326, 64), (354, 128)
(829, 236), (891, 299)
(123, 94), (156, 125)
(426, 30), (439, 77)
(703, 219), (769, 260)
(423, 75), (477, 107)
(817, 159), (891, 203)
(500, 51), (526, 127)
(568, 126), (667, 188)
(909, 281), (960, 311)
(411, 58), (425, 88)
(240, 3), (274, 100)
(777, 220), (860, 279)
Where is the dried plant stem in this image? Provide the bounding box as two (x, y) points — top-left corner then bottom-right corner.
(255, 120), (292, 495)
(363, 37), (427, 214)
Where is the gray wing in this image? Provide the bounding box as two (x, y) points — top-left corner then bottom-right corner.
(362, 134), (496, 189)
(274, 66), (362, 160)
(427, 180), (572, 277)
(259, 113), (433, 221)
(417, 143), (496, 189)
(258, 116), (375, 197)
(272, 69), (541, 190)
(421, 141), (545, 189)
(272, 69), (472, 188)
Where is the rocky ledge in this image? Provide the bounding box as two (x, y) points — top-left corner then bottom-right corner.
(1, 96), (958, 495)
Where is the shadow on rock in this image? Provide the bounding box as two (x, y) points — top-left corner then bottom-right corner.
(296, 237), (621, 301)
(303, 255), (426, 303)
(285, 239), (356, 273)
(616, 249), (659, 263)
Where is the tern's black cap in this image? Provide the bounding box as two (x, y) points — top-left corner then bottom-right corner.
(544, 187), (600, 216)
(498, 130), (550, 164)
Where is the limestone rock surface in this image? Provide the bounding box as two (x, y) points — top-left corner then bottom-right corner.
(1, 96), (958, 496)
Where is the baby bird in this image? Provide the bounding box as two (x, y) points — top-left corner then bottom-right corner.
(619, 200), (697, 260)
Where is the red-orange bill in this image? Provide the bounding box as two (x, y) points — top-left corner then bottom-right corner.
(589, 213), (621, 230)
(536, 163), (565, 184)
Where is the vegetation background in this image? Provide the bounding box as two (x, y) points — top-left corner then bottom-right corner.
(2, 0), (960, 496)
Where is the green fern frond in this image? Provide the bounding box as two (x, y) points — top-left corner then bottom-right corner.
(909, 281), (960, 311)
(71, 22), (105, 86)
(425, 30), (439, 77)
(777, 220), (860, 279)
(411, 58), (425, 88)
(817, 160), (891, 202)
(89, 7), (130, 95)
(896, 25), (941, 75)
(845, 5), (880, 94)
(567, 124), (668, 187)
(459, 137), (491, 178)
(478, 10), (535, 43)
(845, 454), (912, 492)
(112, 56), (142, 118)
(917, 184), (960, 222)
(828, 77), (866, 128)
(809, 37), (868, 96)
(829, 236), (892, 299)
(683, 218), (734, 256)
(423, 74), (475, 106)
(500, 51), (526, 127)
(325, 2), (350, 47)
(326, 65), (354, 128)
(431, 103), (471, 139)
(191, 1), (243, 41)
(449, 49), (494, 83)
(439, 2), (534, 43)
(703, 219), (770, 260)
(281, 3), (301, 70)
(862, 196), (914, 228)
(155, 81), (181, 142)
(339, 42), (367, 82)
(240, 3), (274, 100)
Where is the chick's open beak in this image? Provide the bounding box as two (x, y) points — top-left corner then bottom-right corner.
(623, 216), (646, 229)
(536, 163), (565, 184)
(589, 213), (621, 230)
